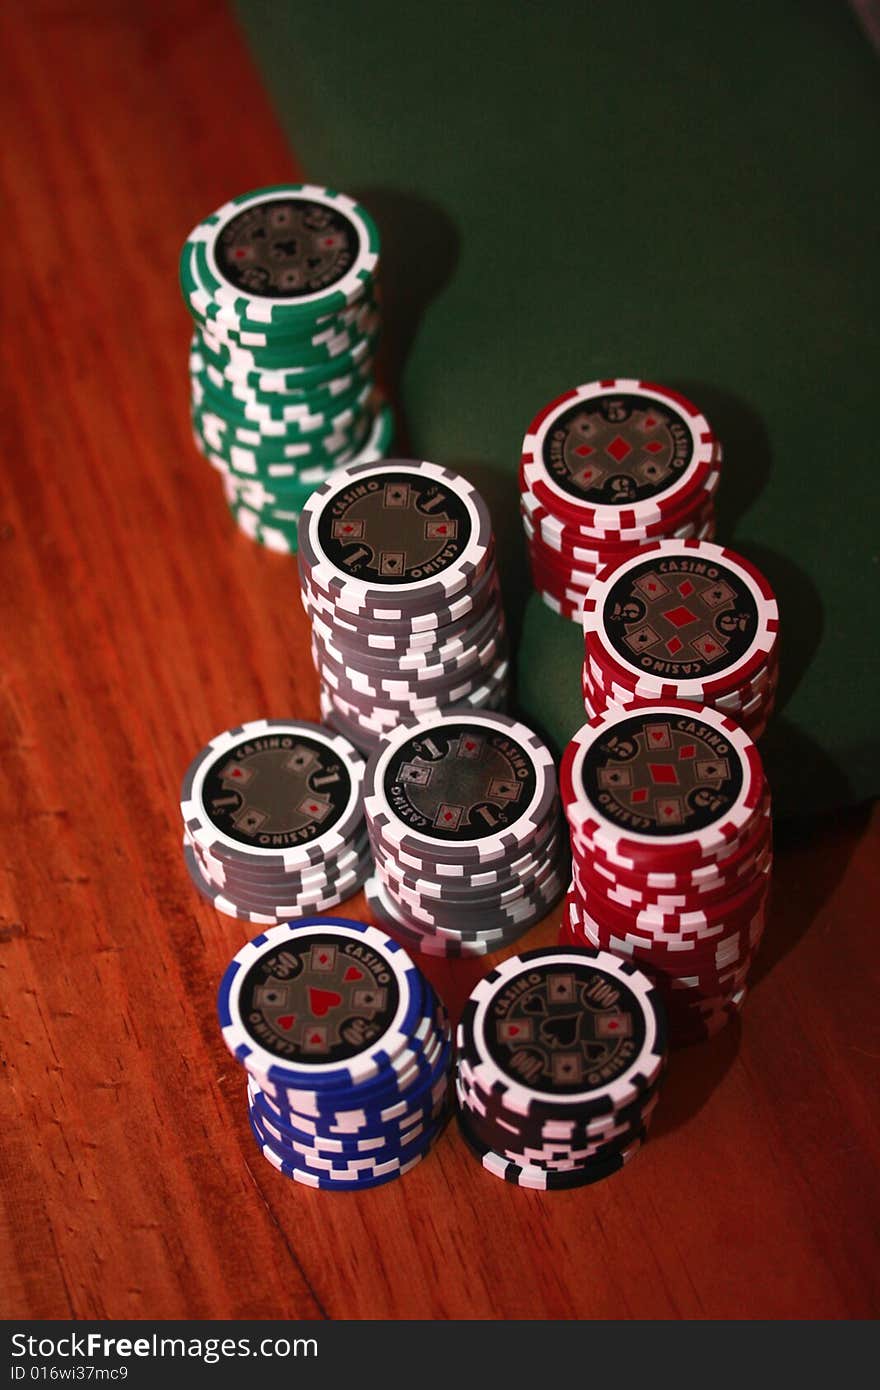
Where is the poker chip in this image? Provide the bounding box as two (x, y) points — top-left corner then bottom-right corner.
(360, 711), (568, 955)
(297, 459), (509, 751)
(454, 948), (666, 1187)
(179, 185), (393, 549)
(179, 719), (371, 921)
(217, 918), (452, 1188)
(580, 539), (780, 739)
(559, 704), (772, 1045)
(519, 380), (721, 619)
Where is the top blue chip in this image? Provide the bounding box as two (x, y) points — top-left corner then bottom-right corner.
(216, 918), (430, 1091)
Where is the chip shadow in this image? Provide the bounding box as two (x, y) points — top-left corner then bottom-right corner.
(351, 186), (460, 454)
(673, 379), (772, 540)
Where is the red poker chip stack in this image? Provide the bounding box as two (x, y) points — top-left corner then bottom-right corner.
(581, 538), (780, 742)
(559, 703), (772, 1047)
(519, 379), (722, 621)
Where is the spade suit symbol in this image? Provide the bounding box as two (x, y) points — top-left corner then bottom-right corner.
(541, 1014), (579, 1048)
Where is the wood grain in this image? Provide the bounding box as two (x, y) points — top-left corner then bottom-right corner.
(1, 0), (878, 1321)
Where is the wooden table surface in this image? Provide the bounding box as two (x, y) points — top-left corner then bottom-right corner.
(2, 0), (878, 1322)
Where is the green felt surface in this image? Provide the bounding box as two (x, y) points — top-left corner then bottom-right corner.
(235, 0), (879, 816)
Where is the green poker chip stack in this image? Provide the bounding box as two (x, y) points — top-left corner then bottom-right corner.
(179, 183), (394, 551)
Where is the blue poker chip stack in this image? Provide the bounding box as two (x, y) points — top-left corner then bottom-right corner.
(217, 918), (452, 1189)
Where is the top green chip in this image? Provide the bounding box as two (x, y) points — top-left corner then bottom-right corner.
(179, 184), (381, 334)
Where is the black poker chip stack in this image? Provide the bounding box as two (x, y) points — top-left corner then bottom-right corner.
(455, 947), (667, 1189)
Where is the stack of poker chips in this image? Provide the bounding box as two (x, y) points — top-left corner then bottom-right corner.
(519, 379), (721, 619)
(297, 459), (508, 754)
(559, 705), (772, 1046)
(217, 920), (452, 1190)
(581, 539), (780, 742)
(455, 948), (666, 1190)
(362, 712), (568, 958)
(179, 719), (371, 924)
(179, 184), (393, 552)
